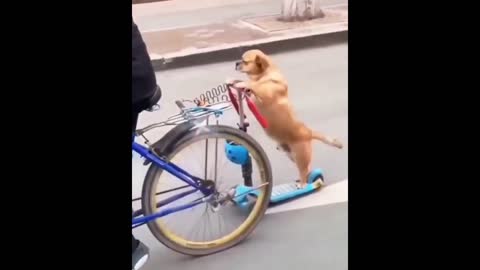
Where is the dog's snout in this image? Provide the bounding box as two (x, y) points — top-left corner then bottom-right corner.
(235, 61), (241, 70)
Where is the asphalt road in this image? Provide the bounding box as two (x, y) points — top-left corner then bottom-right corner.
(132, 33), (347, 270)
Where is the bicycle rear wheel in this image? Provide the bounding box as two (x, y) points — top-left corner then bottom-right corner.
(141, 125), (272, 256)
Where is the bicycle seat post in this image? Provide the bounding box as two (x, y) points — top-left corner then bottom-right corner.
(175, 100), (186, 110)
(176, 100), (195, 121)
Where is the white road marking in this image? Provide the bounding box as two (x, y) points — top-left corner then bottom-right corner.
(266, 179), (348, 215)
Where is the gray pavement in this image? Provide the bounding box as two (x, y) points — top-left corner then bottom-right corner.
(132, 32), (347, 270)
(135, 0), (347, 32)
(137, 203), (348, 270)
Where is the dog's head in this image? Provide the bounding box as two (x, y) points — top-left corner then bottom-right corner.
(235, 49), (272, 75)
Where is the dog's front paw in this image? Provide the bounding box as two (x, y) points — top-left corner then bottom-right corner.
(225, 78), (236, 85)
(226, 78), (243, 85)
(233, 81), (247, 89)
(194, 99), (207, 107)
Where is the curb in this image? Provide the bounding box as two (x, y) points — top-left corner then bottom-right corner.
(151, 28), (348, 71)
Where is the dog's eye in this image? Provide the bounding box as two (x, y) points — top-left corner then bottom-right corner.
(242, 60), (248, 64)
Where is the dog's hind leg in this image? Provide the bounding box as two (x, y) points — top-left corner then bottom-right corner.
(290, 141), (312, 189)
(277, 143), (296, 163)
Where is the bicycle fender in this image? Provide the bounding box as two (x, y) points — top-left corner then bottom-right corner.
(142, 121), (196, 165)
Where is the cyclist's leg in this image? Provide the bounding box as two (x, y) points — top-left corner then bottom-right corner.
(132, 111), (149, 270)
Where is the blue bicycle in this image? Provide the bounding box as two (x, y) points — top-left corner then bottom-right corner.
(132, 99), (273, 256)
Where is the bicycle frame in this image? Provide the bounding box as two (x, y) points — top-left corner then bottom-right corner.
(132, 141), (214, 228)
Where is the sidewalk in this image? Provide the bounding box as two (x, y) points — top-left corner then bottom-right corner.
(134, 0), (348, 68)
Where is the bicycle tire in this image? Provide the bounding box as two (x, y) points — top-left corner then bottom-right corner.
(141, 124), (273, 256)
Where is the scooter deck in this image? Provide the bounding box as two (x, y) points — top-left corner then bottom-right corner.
(270, 182), (321, 203)
(233, 169), (324, 206)
(233, 181), (322, 206)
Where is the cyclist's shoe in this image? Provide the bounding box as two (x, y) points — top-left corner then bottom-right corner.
(132, 241), (150, 270)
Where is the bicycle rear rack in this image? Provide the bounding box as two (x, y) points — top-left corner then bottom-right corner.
(135, 100), (233, 137)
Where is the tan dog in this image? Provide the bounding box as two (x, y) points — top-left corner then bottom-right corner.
(228, 49), (343, 188)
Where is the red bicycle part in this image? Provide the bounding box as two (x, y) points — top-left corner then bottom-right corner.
(227, 86), (240, 114)
(245, 97), (268, 128)
(226, 83), (269, 129)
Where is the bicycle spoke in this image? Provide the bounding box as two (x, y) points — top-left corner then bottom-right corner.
(184, 142), (206, 180)
(217, 208), (234, 235)
(214, 156), (229, 191)
(217, 208), (223, 237)
(207, 207), (215, 241)
(164, 193), (200, 240)
(202, 210), (210, 241)
(214, 120), (219, 184)
(204, 118), (209, 181)
(188, 205), (205, 242)
(202, 206), (208, 242)
(136, 185), (190, 202)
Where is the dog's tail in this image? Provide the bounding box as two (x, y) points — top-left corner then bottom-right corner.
(311, 130), (343, 149)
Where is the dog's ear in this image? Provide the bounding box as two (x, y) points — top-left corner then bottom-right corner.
(255, 54), (269, 71)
